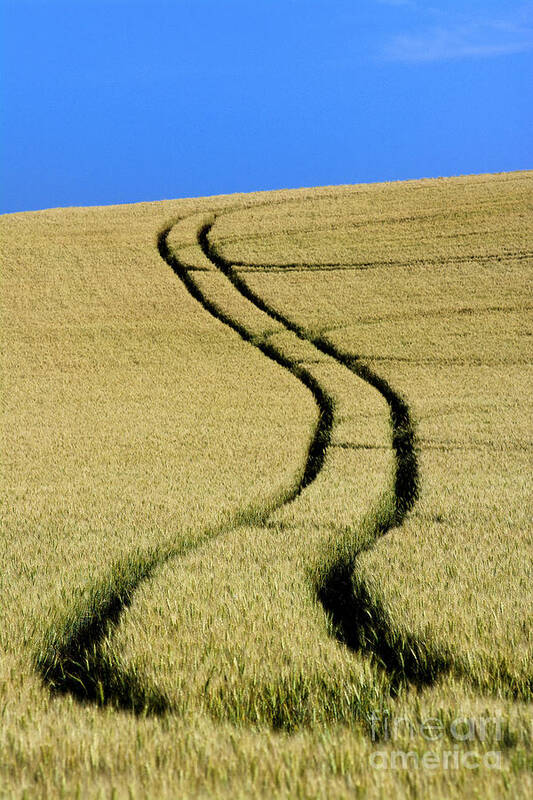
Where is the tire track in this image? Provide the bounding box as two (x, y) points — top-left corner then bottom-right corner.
(203, 206), (532, 700)
(34, 209), (335, 714)
(35, 201), (448, 718)
(200, 213), (451, 689)
(230, 250), (533, 271)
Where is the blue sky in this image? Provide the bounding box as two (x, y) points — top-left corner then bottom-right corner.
(1, 0), (531, 213)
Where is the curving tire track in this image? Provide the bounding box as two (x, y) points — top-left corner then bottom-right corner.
(34, 208), (335, 714)
(35, 202), (449, 718)
(199, 212), (450, 689)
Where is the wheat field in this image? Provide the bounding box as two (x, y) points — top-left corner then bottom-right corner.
(1, 171), (532, 798)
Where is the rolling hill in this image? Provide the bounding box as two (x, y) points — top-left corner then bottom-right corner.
(1, 171), (532, 798)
